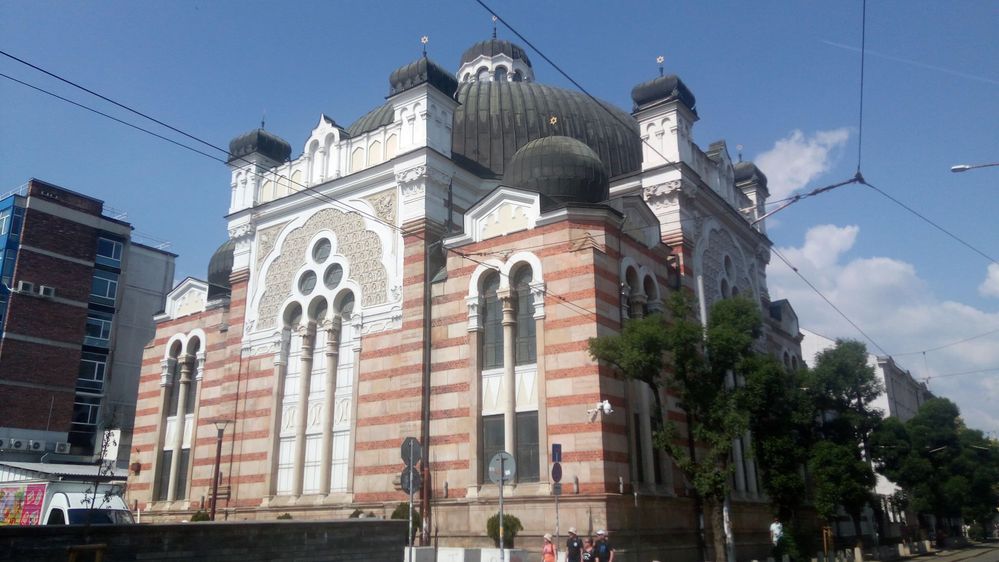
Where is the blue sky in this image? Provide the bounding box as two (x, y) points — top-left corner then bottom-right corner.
(2, 1), (997, 431)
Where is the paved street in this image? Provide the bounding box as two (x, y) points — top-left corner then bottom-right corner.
(917, 544), (999, 562)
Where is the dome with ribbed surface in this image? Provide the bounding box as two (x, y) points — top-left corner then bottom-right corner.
(460, 38), (532, 68)
(389, 56), (459, 98)
(734, 161), (768, 187)
(207, 238), (234, 300)
(630, 74), (697, 114)
(503, 136), (609, 204)
(453, 81), (640, 179)
(227, 128), (291, 164)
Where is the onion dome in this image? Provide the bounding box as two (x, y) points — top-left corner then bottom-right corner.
(453, 81), (640, 178)
(388, 56), (459, 98)
(503, 136), (610, 204)
(734, 161), (769, 188)
(207, 238), (234, 300)
(630, 74), (697, 114)
(227, 128), (292, 164)
(460, 38), (532, 68)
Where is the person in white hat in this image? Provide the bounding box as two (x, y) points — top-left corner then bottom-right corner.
(566, 526), (583, 562)
(542, 532), (556, 562)
(594, 529), (615, 562)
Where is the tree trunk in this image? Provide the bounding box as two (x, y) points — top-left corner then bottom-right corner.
(852, 513), (864, 548)
(709, 498), (728, 562)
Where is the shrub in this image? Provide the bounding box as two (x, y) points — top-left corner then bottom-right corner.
(391, 502), (421, 540)
(348, 509), (364, 518)
(189, 510), (210, 522)
(276, 513), (293, 520)
(486, 512), (523, 548)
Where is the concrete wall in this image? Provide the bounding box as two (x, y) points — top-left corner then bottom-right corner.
(0, 519), (406, 561)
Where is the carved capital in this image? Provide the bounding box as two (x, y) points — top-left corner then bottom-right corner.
(228, 222), (254, 240)
(160, 357), (176, 387)
(529, 281), (546, 320)
(466, 295), (482, 332)
(643, 180), (682, 211)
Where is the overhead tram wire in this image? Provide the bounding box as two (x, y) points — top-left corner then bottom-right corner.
(770, 246), (889, 356)
(893, 326), (999, 357)
(856, 0), (868, 173)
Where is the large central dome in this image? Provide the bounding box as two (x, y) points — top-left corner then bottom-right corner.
(452, 80), (641, 179)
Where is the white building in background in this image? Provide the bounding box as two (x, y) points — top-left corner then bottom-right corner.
(801, 327), (935, 539)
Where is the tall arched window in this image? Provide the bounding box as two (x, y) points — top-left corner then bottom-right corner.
(513, 266), (536, 364)
(481, 273), (503, 369)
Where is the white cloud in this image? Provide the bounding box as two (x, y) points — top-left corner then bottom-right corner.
(756, 128), (850, 201)
(978, 263), (999, 298)
(770, 224), (999, 432)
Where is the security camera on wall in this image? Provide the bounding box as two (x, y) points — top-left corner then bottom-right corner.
(587, 399), (614, 422)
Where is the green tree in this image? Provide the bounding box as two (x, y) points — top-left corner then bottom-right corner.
(871, 398), (999, 537)
(589, 294), (763, 562)
(806, 340), (883, 546)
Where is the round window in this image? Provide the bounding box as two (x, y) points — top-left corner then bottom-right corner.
(299, 271), (317, 295)
(324, 264), (344, 290)
(312, 239), (332, 263)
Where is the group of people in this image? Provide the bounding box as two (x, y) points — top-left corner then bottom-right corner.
(542, 527), (615, 562)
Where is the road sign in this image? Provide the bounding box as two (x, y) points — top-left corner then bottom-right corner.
(488, 451), (516, 484)
(551, 443), (562, 463)
(552, 482), (562, 496)
(401, 437), (422, 466)
(400, 466), (422, 494)
(551, 462), (563, 483)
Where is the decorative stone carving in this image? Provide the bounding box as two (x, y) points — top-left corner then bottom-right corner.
(643, 180), (681, 211)
(195, 352), (206, 381)
(364, 189), (398, 226)
(248, 340), (281, 357)
(529, 281), (546, 320)
(228, 222), (253, 240)
(256, 208), (389, 329)
(256, 223), (287, 274)
(160, 358), (175, 387)
(466, 295), (481, 331)
(700, 227), (747, 307)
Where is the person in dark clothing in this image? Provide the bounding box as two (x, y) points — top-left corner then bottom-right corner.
(566, 527), (583, 562)
(594, 529), (615, 562)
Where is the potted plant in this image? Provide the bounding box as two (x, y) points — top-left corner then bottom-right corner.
(486, 512), (523, 548)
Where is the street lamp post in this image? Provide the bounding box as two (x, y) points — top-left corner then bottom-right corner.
(951, 162), (999, 173)
(209, 419), (232, 521)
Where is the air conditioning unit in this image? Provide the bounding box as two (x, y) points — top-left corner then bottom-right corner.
(54, 442), (71, 454)
(15, 280), (34, 294)
(27, 440), (45, 452)
(38, 285), (56, 298)
(10, 439), (26, 450)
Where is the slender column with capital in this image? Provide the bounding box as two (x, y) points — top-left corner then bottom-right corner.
(500, 291), (517, 469)
(319, 319), (341, 494)
(630, 295), (648, 319)
(639, 386), (656, 485)
(292, 324), (315, 496)
(167, 356), (193, 501)
(265, 337), (288, 496)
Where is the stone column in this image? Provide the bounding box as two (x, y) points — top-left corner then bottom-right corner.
(629, 295), (648, 319)
(319, 319), (340, 495)
(292, 324), (315, 497)
(167, 355), (193, 501)
(500, 290), (517, 466)
(639, 386), (656, 485)
(265, 336), (288, 496)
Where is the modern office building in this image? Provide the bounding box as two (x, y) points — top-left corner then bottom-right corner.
(127, 37), (801, 560)
(0, 179), (174, 465)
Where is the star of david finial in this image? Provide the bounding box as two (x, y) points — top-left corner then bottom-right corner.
(420, 35), (429, 56)
(492, 15), (498, 38)
(656, 55), (664, 77)
(549, 116), (558, 126)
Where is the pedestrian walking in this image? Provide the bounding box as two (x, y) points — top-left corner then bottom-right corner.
(543, 533), (557, 562)
(566, 527), (583, 562)
(581, 537), (595, 562)
(594, 529), (615, 562)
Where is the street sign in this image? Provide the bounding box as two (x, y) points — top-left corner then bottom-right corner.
(488, 451), (516, 484)
(551, 443), (562, 463)
(551, 462), (563, 483)
(552, 482), (562, 496)
(401, 437), (422, 466)
(400, 466), (422, 494)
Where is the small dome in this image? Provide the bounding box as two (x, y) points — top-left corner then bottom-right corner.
(207, 238), (235, 300)
(388, 56), (459, 97)
(460, 38), (532, 68)
(502, 136), (609, 204)
(734, 161), (768, 187)
(630, 74), (697, 114)
(228, 128), (292, 164)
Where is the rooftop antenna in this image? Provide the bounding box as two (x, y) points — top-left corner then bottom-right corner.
(736, 144), (743, 163)
(492, 15), (498, 38)
(421, 35), (428, 57)
(656, 55), (664, 77)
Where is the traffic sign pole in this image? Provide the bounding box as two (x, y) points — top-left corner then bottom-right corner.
(408, 441), (414, 560)
(499, 455), (505, 562)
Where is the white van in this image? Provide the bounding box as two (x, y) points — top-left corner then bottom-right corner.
(0, 461), (133, 526)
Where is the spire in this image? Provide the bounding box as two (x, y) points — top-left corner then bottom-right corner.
(657, 55), (664, 77)
(492, 15), (498, 38)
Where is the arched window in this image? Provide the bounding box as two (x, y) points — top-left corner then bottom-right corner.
(476, 67), (490, 81)
(513, 266), (536, 364)
(512, 70), (523, 82)
(480, 273), (503, 369)
(494, 66), (508, 82)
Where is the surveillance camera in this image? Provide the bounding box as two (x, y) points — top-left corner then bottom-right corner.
(600, 400), (613, 416)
